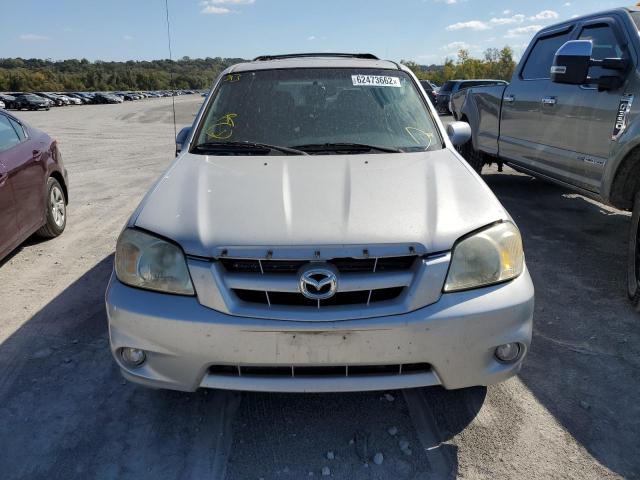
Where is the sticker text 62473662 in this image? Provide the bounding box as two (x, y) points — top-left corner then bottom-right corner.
(352, 75), (401, 88)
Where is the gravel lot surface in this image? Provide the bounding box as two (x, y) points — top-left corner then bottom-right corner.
(0, 99), (638, 480)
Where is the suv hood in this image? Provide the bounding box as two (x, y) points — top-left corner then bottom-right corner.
(133, 149), (508, 257)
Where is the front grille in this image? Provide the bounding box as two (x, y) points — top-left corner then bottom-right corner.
(233, 287), (404, 307)
(209, 363), (431, 377)
(221, 255), (417, 308)
(220, 256), (416, 274)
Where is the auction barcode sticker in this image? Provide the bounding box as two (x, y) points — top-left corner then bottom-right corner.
(352, 75), (401, 88)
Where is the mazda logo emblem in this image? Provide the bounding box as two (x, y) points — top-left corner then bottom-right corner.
(298, 264), (339, 300)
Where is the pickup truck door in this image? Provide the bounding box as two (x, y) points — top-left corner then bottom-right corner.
(537, 18), (632, 193)
(499, 27), (575, 171)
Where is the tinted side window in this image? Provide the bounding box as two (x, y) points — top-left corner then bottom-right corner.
(8, 118), (26, 141)
(0, 115), (21, 152)
(579, 24), (625, 78)
(439, 82), (454, 92)
(420, 81), (433, 92)
(522, 30), (573, 80)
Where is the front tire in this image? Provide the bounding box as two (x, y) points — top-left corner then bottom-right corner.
(627, 192), (640, 309)
(457, 138), (484, 174)
(36, 177), (67, 238)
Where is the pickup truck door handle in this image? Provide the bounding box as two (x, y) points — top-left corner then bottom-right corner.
(504, 95), (516, 103)
(541, 96), (557, 106)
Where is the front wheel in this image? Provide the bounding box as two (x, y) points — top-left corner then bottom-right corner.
(36, 177), (67, 238)
(627, 192), (640, 309)
(457, 138), (484, 174)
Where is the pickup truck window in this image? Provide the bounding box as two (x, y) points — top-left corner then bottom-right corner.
(521, 30), (572, 80)
(195, 68), (442, 153)
(579, 25), (623, 59)
(579, 24), (625, 79)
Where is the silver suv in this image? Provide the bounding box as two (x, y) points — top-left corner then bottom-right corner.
(105, 53), (534, 392)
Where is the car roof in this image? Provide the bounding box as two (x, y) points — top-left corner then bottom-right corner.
(228, 54), (402, 73)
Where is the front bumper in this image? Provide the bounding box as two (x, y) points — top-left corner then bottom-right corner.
(106, 270), (534, 392)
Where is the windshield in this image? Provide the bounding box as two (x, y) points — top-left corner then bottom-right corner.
(632, 12), (640, 30)
(194, 68), (441, 154)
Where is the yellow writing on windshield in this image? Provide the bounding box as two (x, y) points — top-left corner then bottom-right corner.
(224, 74), (241, 83)
(405, 127), (433, 146)
(207, 113), (238, 140)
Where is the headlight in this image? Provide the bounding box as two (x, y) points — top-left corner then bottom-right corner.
(115, 229), (194, 295)
(444, 222), (524, 292)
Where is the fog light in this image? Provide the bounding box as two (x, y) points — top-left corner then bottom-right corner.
(494, 343), (521, 363)
(121, 347), (146, 367)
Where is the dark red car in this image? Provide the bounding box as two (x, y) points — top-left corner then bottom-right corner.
(0, 110), (68, 260)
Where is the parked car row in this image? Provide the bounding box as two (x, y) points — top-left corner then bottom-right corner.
(0, 90), (201, 110)
(0, 85), (205, 259)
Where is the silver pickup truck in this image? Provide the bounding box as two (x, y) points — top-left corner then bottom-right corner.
(452, 6), (640, 309)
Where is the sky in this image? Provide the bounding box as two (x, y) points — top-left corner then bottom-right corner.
(0, 0), (631, 64)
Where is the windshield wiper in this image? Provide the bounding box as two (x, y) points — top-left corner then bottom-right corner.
(192, 141), (308, 155)
(292, 143), (403, 154)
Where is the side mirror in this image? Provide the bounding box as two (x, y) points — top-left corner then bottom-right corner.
(551, 40), (592, 85)
(175, 126), (191, 156)
(447, 121), (471, 146)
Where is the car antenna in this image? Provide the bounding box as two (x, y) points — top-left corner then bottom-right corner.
(164, 0), (178, 155)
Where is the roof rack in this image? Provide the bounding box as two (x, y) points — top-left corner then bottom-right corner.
(252, 53), (380, 61)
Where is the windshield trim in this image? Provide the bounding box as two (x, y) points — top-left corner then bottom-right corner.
(190, 66), (445, 155)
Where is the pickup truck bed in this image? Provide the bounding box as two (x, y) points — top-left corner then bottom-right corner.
(451, 84), (506, 158)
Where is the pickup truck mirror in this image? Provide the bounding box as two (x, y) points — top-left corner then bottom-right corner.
(175, 126), (191, 156)
(600, 57), (629, 70)
(551, 40), (592, 85)
(446, 121), (471, 146)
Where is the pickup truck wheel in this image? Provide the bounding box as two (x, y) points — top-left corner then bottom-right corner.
(457, 139), (484, 174)
(628, 192), (640, 309)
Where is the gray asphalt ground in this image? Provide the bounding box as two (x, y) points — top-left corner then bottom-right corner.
(0, 98), (638, 480)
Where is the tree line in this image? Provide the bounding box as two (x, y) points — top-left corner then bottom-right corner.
(402, 46), (517, 85)
(0, 48), (517, 93)
(0, 56), (244, 92)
